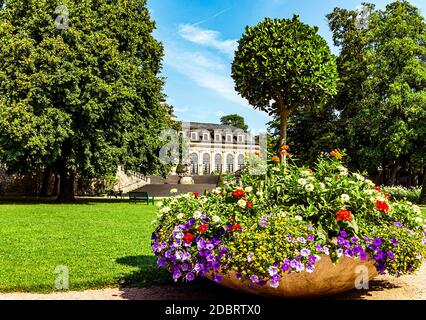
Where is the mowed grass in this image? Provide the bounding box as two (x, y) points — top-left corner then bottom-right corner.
(0, 201), (171, 293)
(421, 205), (426, 218)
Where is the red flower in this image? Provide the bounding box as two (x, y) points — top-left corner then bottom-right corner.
(246, 201), (253, 208)
(183, 233), (194, 243)
(230, 224), (242, 231)
(197, 224), (208, 233)
(373, 187), (381, 192)
(376, 201), (389, 214)
(193, 192), (199, 198)
(232, 189), (245, 198)
(336, 209), (352, 221)
(335, 175), (339, 180)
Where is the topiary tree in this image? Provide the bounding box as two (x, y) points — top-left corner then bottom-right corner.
(232, 15), (338, 153)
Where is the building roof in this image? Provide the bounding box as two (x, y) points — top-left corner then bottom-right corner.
(181, 121), (243, 132)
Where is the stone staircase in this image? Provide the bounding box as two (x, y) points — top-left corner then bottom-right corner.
(114, 168), (150, 193)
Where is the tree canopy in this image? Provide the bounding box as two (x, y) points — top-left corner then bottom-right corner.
(232, 15), (338, 150)
(220, 114), (248, 131)
(0, 0), (174, 201)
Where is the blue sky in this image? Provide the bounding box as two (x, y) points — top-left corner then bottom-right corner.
(148, 0), (426, 131)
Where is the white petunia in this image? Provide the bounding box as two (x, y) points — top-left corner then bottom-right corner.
(244, 186), (253, 193)
(319, 183), (326, 189)
(159, 207), (171, 214)
(237, 199), (247, 208)
(305, 184), (314, 192)
(193, 211), (202, 219)
(156, 201), (164, 208)
(177, 213), (184, 220)
(212, 215), (221, 223)
(341, 194), (350, 202)
(298, 178), (307, 186)
(170, 188), (178, 194)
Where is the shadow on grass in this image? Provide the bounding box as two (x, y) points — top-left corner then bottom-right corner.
(115, 255), (264, 300)
(0, 196), (156, 205)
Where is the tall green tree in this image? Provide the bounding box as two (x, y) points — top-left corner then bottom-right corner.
(220, 114), (248, 131)
(327, 1), (426, 189)
(0, 0), (174, 201)
(232, 16), (338, 153)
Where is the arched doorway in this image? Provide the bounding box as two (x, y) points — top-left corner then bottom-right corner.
(226, 154), (234, 173)
(238, 154), (245, 171)
(190, 153), (198, 175)
(215, 154), (222, 172)
(203, 153), (210, 174)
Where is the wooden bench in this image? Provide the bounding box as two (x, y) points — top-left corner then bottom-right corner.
(128, 191), (155, 204)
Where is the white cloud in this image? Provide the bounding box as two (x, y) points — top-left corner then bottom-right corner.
(164, 46), (251, 109)
(178, 24), (238, 58)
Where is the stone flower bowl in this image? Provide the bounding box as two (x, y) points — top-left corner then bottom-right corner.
(207, 255), (378, 298)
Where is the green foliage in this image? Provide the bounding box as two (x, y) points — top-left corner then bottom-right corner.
(327, 1), (426, 178)
(232, 15), (338, 147)
(153, 151), (425, 286)
(220, 114), (248, 131)
(382, 186), (421, 203)
(0, 0), (174, 198)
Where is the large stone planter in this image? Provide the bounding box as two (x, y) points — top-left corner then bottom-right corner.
(207, 255), (378, 298)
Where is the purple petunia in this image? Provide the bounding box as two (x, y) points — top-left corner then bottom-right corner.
(172, 269), (182, 281)
(250, 275), (259, 284)
(350, 236), (358, 244)
(186, 272), (195, 281)
(364, 237), (372, 243)
(387, 250), (395, 259)
(305, 264), (315, 273)
(259, 220), (269, 227)
(315, 245), (322, 252)
(282, 259), (291, 271)
(212, 274), (222, 283)
(268, 266), (279, 276)
(300, 248), (311, 257)
(394, 222), (403, 228)
(360, 251), (367, 261)
(340, 230), (347, 238)
(373, 238), (382, 247)
(308, 255), (317, 264)
(307, 234), (315, 241)
(296, 237), (307, 244)
(391, 238), (399, 246)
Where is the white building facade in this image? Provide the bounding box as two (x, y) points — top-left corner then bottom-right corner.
(182, 122), (261, 175)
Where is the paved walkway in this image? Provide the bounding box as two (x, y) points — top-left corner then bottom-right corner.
(1, 262), (424, 300)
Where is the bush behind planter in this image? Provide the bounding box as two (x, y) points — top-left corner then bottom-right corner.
(382, 186), (421, 203)
(151, 149), (426, 293)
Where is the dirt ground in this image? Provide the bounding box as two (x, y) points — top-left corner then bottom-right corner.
(0, 261), (424, 300)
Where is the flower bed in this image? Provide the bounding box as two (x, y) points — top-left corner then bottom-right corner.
(151, 148), (426, 297)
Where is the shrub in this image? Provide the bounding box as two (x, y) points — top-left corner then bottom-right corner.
(152, 148), (426, 288)
(382, 186), (421, 203)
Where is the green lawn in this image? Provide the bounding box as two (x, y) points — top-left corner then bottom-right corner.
(0, 201), (171, 293)
(421, 205), (426, 218)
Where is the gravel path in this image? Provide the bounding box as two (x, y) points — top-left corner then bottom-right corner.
(1, 261), (424, 300)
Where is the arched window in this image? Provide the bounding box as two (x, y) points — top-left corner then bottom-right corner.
(215, 154), (222, 172)
(238, 154), (245, 170)
(226, 154), (234, 173)
(203, 153), (210, 174)
(190, 153), (198, 174)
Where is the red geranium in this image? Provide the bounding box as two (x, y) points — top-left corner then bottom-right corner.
(232, 189), (245, 198)
(230, 223), (242, 231)
(373, 187), (381, 192)
(376, 201), (389, 214)
(183, 233), (194, 243)
(197, 224), (208, 233)
(246, 201), (253, 208)
(336, 209), (352, 221)
(193, 192), (199, 198)
(335, 175), (339, 180)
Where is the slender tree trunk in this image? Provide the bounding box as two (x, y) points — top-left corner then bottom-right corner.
(56, 159), (76, 202)
(279, 108), (289, 149)
(389, 161), (400, 186)
(52, 173), (60, 197)
(40, 167), (51, 197)
(420, 167), (426, 204)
